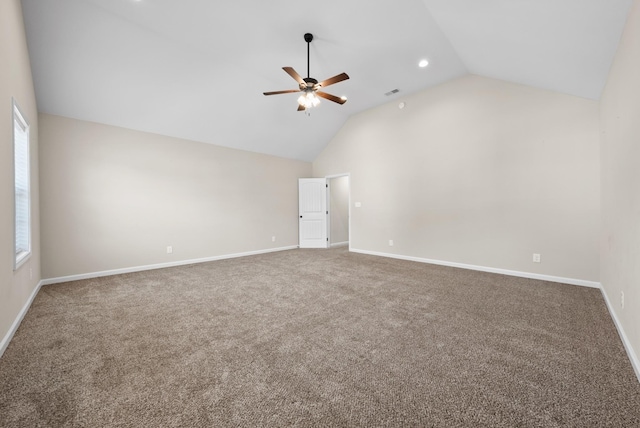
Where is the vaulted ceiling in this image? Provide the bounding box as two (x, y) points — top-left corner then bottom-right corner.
(21, 0), (632, 161)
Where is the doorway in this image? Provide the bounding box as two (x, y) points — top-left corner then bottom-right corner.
(327, 175), (350, 248)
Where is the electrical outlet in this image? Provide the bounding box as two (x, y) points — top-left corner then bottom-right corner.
(533, 253), (541, 263)
(621, 291), (625, 309)
(389, 240), (394, 247)
(167, 246), (173, 254)
(272, 236), (276, 242)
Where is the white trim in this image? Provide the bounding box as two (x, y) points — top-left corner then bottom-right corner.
(349, 248), (601, 288)
(349, 248), (639, 384)
(327, 179), (331, 248)
(41, 246), (298, 285)
(324, 173), (350, 179)
(0, 280), (43, 359)
(324, 172), (351, 252)
(330, 241), (349, 248)
(599, 287), (640, 383)
(8, 248), (637, 385)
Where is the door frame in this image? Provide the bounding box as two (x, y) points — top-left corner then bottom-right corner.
(325, 173), (351, 251)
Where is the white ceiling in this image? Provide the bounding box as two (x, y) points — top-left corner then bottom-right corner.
(21, 0), (632, 161)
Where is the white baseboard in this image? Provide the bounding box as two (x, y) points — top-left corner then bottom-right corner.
(330, 241), (349, 248)
(349, 248), (640, 384)
(3, 246), (298, 358)
(599, 287), (640, 384)
(349, 248), (601, 289)
(42, 246), (298, 286)
(6, 246), (638, 385)
(0, 280), (43, 359)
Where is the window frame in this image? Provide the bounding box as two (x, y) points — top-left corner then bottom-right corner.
(13, 98), (31, 270)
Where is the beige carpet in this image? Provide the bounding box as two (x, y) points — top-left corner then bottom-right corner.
(1, 248), (639, 427)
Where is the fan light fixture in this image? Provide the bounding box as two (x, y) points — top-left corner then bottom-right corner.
(263, 33), (349, 113)
(298, 90), (321, 109)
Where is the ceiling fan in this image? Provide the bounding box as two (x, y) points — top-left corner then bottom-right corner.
(263, 33), (349, 112)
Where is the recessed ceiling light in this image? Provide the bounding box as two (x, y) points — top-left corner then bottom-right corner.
(418, 59), (429, 68)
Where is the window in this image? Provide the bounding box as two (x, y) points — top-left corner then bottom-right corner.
(13, 100), (30, 269)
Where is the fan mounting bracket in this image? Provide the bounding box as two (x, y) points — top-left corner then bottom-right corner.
(304, 33), (313, 43)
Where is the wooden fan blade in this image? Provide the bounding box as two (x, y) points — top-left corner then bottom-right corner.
(316, 91), (347, 105)
(297, 104), (306, 112)
(318, 72), (349, 88)
(283, 67), (305, 85)
(263, 89), (300, 96)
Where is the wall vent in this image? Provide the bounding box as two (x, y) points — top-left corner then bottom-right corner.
(384, 89), (400, 96)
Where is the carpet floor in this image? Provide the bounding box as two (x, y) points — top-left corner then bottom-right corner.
(1, 248), (639, 427)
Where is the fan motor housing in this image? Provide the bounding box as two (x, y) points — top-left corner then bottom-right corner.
(300, 77), (318, 90)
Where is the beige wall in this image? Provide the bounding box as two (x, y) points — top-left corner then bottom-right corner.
(329, 176), (349, 245)
(314, 75), (601, 282)
(39, 114), (311, 279)
(0, 0), (40, 350)
(600, 0), (640, 372)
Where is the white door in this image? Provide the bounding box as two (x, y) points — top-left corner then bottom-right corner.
(299, 178), (328, 248)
